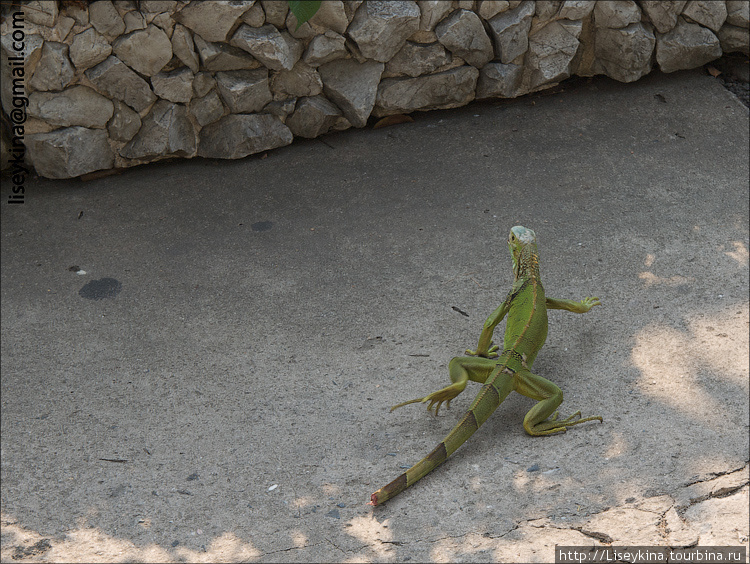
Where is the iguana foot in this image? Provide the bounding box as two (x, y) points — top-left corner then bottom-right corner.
(579, 297), (601, 312)
(527, 410), (603, 436)
(390, 382), (465, 416)
(465, 344), (500, 358)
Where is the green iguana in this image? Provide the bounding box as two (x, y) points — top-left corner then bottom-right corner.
(370, 226), (602, 506)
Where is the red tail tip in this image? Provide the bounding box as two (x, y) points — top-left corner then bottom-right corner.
(369, 493), (379, 506)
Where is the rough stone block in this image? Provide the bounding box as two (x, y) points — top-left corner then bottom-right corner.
(318, 59), (385, 127)
(476, 62), (523, 97)
(198, 113), (293, 159)
(26, 127), (114, 178)
(113, 25), (173, 76)
(435, 9), (494, 68)
(173, 0), (252, 42)
(28, 42), (75, 92)
(194, 35), (260, 71)
(594, 1), (641, 29)
(418, 0), (454, 30)
(286, 95), (343, 138)
(641, 1), (688, 33)
(488, 0), (535, 64)
(595, 23), (656, 82)
(28, 85), (114, 128)
(69, 28), (112, 72)
(86, 55), (157, 112)
(89, 0), (126, 39)
(682, 0), (727, 33)
(717, 24), (749, 54)
(189, 89), (226, 126)
(216, 69), (272, 113)
(172, 24), (200, 73)
(385, 41), (453, 77)
(120, 100), (197, 159)
(525, 19), (582, 89)
(303, 31), (348, 67)
(374, 65), (479, 116)
(558, 1), (595, 20)
(656, 17), (722, 73)
(348, 1), (421, 62)
(270, 61), (323, 98)
(151, 67), (194, 104)
(108, 99), (142, 142)
(230, 24), (303, 71)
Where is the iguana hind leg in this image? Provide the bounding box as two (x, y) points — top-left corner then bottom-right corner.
(390, 356), (498, 416)
(515, 369), (602, 436)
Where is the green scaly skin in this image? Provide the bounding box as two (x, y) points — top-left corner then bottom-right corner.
(369, 226), (602, 506)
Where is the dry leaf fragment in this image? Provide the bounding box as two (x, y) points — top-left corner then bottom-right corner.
(373, 114), (414, 129)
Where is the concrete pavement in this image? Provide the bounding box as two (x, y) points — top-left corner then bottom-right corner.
(1, 68), (748, 562)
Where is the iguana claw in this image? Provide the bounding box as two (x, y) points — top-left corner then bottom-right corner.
(580, 297), (601, 311)
(465, 343), (500, 358)
(390, 383), (464, 416)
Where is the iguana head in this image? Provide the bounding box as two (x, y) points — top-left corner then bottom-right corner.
(508, 226), (538, 279)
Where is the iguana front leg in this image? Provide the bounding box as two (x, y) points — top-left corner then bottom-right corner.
(515, 368), (602, 435)
(546, 296), (601, 313)
(390, 356), (498, 415)
(466, 293), (513, 358)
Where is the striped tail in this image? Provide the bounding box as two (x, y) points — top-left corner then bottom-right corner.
(370, 368), (513, 506)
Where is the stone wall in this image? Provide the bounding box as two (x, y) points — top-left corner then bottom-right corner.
(1, 0), (748, 179)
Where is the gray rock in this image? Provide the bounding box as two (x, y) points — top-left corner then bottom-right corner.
(86, 55), (157, 112)
(108, 99), (142, 142)
(264, 98), (297, 121)
(193, 35), (260, 71)
(656, 16), (722, 73)
(595, 22), (656, 82)
(123, 10), (147, 34)
(309, 1), (349, 34)
(28, 42), (75, 92)
(374, 65), (478, 116)
(726, 1), (749, 27)
(418, 1), (454, 31)
(303, 31), (348, 67)
(558, 0), (595, 20)
(478, 1), (510, 20)
(55, 16), (76, 42)
(385, 41), (453, 77)
(113, 25), (173, 76)
(151, 12), (175, 38)
(26, 127), (114, 179)
(318, 59), (384, 127)
(28, 85), (114, 128)
(270, 61), (323, 98)
(435, 9), (494, 68)
(22, 1), (58, 27)
(261, 0), (289, 28)
(215, 69), (272, 113)
(89, 0), (126, 39)
(525, 20), (582, 90)
(189, 89), (225, 126)
(198, 113), (293, 159)
(193, 72), (217, 97)
(171, 24), (200, 73)
(488, 0), (535, 64)
(476, 62), (523, 97)
(139, 1), (179, 12)
(69, 28), (112, 72)
(64, 4), (88, 26)
(230, 24), (303, 71)
(286, 95), (343, 138)
(242, 2), (266, 27)
(682, 0), (727, 33)
(593, 1), (641, 29)
(173, 0), (252, 42)
(640, 1), (687, 33)
(151, 67), (194, 103)
(348, 1), (421, 62)
(535, 1), (563, 21)
(121, 100), (197, 159)
(717, 24), (749, 54)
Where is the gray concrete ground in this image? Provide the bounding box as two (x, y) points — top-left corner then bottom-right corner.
(1, 69), (748, 563)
